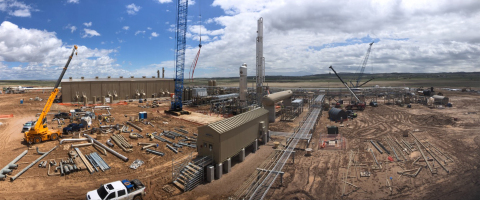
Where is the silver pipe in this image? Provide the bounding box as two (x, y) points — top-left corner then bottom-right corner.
(36, 147), (46, 155)
(59, 138), (89, 144)
(145, 148), (165, 156)
(126, 121), (143, 132)
(106, 139), (114, 147)
(90, 153), (103, 171)
(92, 153), (110, 170)
(71, 142), (93, 148)
(10, 146), (57, 181)
(83, 134), (129, 162)
(93, 143), (107, 156)
(166, 144), (178, 154)
(142, 144), (157, 150)
(1, 150), (28, 178)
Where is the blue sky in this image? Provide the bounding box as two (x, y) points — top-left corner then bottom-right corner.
(0, 0), (479, 80)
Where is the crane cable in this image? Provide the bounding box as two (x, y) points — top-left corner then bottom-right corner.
(189, 0), (202, 82)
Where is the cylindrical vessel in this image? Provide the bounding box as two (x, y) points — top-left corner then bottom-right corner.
(240, 63), (247, 102)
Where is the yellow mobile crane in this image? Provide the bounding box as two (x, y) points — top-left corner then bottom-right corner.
(24, 45), (78, 144)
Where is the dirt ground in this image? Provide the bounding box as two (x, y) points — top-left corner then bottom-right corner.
(0, 92), (225, 200)
(263, 90), (480, 200)
(1, 89), (479, 200)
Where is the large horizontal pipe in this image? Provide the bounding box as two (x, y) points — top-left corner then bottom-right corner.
(142, 144), (158, 150)
(10, 146), (57, 181)
(84, 134), (129, 162)
(261, 90), (293, 106)
(59, 138), (89, 144)
(126, 121), (143, 132)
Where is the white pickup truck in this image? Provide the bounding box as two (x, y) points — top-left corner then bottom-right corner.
(87, 179), (146, 200)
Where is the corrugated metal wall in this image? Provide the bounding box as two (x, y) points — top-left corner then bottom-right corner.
(60, 79), (174, 102)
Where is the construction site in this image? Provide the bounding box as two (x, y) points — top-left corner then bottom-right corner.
(1, 1), (480, 200)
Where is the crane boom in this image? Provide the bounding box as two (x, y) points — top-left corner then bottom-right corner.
(171, 0), (188, 111)
(26, 45), (77, 144)
(329, 66), (361, 103)
(354, 42), (373, 88)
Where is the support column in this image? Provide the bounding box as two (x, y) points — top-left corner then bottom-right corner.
(239, 148), (245, 162)
(223, 158), (231, 174)
(206, 165), (214, 183)
(215, 163), (223, 179)
(253, 139), (258, 153)
(263, 131), (268, 145)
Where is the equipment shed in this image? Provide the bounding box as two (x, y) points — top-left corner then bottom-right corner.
(197, 108), (269, 164)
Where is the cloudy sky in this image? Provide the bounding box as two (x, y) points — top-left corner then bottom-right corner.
(0, 0), (479, 80)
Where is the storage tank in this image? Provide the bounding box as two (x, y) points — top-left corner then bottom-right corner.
(240, 63), (247, 102)
(213, 80), (217, 86)
(328, 108), (347, 122)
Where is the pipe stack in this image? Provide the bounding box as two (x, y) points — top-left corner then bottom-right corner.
(111, 134), (133, 152)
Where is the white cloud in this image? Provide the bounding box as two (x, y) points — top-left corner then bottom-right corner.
(122, 26), (129, 30)
(135, 30), (145, 36)
(0, 21), (127, 80)
(0, 0), (35, 17)
(65, 24), (77, 33)
(67, 0), (79, 4)
(172, 0), (480, 78)
(83, 22), (92, 27)
(82, 28), (100, 38)
(147, 27), (152, 30)
(151, 32), (159, 37)
(157, 0), (172, 3)
(126, 3), (141, 15)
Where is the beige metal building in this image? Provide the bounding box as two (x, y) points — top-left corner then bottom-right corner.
(197, 108), (269, 164)
(60, 77), (174, 103)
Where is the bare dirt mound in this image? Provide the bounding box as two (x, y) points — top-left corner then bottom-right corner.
(414, 114), (455, 126)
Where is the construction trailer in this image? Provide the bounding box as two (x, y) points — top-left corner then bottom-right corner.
(197, 108), (269, 165)
(61, 77), (174, 103)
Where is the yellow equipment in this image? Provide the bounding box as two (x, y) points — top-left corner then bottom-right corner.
(24, 45), (78, 144)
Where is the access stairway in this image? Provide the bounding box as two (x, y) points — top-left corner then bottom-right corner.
(173, 156), (213, 191)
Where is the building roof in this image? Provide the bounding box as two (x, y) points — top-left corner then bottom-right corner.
(206, 108), (269, 134)
(62, 78), (172, 83)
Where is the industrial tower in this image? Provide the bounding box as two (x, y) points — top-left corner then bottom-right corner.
(256, 17), (265, 106)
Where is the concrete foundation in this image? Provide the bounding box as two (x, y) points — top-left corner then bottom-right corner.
(223, 158), (231, 173)
(206, 165), (214, 183)
(93, 96), (96, 104)
(253, 139), (258, 153)
(239, 148), (245, 162)
(215, 163), (223, 179)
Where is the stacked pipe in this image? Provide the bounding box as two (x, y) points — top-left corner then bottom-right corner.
(174, 128), (189, 134)
(106, 139), (114, 147)
(111, 134), (133, 152)
(152, 132), (173, 144)
(10, 146), (57, 181)
(83, 134), (129, 162)
(126, 121), (143, 132)
(1, 150), (28, 180)
(166, 130), (188, 139)
(90, 152), (110, 171)
(75, 148), (95, 173)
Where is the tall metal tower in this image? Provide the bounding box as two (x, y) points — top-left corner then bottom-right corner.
(171, 0), (189, 111)
(256, 17), (265, 106)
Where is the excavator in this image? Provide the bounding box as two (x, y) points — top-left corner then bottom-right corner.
(24, 45), (78, 144)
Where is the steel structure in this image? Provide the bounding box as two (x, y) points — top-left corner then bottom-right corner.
(351, 42), (374, 88)
(171, 0), (189, 111)
(235, 101), (322, 199)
